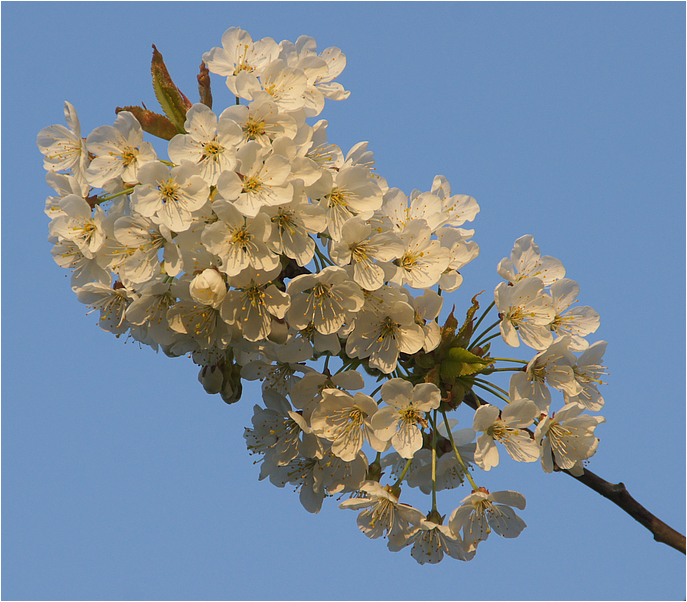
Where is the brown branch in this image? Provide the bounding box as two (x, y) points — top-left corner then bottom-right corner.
(562, 467), (686, 554)
(464, 390), (686, 554)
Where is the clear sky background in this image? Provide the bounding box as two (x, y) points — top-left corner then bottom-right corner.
(2, 2), (685, 600)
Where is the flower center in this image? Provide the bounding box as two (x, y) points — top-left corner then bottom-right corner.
(158, 178), (180, 204)
(548, 423), (572, 455)
(231, 227), (253, 249)
(399, 406), (424, 426)
(377, 316), (399, 342)
(273, 209), (297, 234)
(202, 140), (224, 162)
(120, 147), (138, 167)
(307, 143), (339, 168)
(349, 241), (373, 264)
(397, 251), (423, 270)
(243, 117), (266, 140)
(327, 187), (350, 208)
(243, 284), (266, 308)
(243, 176), (263, 193)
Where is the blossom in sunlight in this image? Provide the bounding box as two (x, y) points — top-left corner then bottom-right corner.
(535, 402), (605, 475)
(339, 481), (425, 548)
(39, 26), (614, 565)
(371, 379), (441, 458)
(310, 389), (388, 461)
(449, 488), (527, 551)
(37, 101), (89, 188)
(497, 234), (565, 286)
(85, 111), (157, 187)
(495, 276), (555, 350)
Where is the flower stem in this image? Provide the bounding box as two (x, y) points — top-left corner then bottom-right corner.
(472, 380), (512, 405)
(473, 377), (510, 397)
(314, 244), (333, 267)
(430, 411), (438, 512)
(393, 458), (413, 487)
(440, 409), (478, 490)
(470, 319), (501, 349)
(470, 331), (502, 350)
(472, 300), (495, 334)
(96, 187), (135, 203)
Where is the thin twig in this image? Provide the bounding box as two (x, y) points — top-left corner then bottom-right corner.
(562, 467), (686, 554)
(463, 390), (686, 554)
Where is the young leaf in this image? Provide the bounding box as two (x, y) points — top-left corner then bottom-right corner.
(151, 44), (192, 133)
(115, 105), (179, 141)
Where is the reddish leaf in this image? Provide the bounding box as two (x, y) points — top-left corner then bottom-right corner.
(115, 105), (178, 141)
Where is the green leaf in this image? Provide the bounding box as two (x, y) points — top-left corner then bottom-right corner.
(151, 44), (192, 133)
(115, 105), (179, 141)
(443, 346), (495, 377)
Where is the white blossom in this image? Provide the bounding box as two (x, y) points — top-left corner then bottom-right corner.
(535, 402), (605, 475)
(85, 111), (157, 187)
(168, 103), (242, 186)
(37, 101), (89, 188)
(330, 217), (404, 291)
(495, 277), (555, 350)
(346, 298), (425, 374)
(448, 488), (527, 550)
(203, 27), (280, 97)
(497, 234), (565, 286)
(339, 481), (425, 548)
(220, 266), (290, 342)
(286, 267), (364, 336)
(564, 341), (608, 411)
(310, 389), (387, 461)
(405, 519), (475, 564)
(131, 161), (209, 232)
(371, 379), (441, 458)
(472, 400), (540, 470)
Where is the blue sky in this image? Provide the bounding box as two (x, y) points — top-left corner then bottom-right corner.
(2, 2), (685, 600)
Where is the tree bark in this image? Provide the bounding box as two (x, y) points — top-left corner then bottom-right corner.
(563, 467), (686, 554)
(464, 390), (686, 554)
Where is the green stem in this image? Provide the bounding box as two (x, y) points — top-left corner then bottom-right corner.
(472, 300), (495, 335)
(334, 359), (361, 375)
(472, 380), (512, 405)
(314, 244), (333, 267)
(473, 377), (510, 398)
(370, 383), (383, 399)
(440, 409), (479, 490)
(393, 458), (413, 487)
(490, 357), (528, 364)
(96, 187), (135, 203)
(430, 411), (438, 512)
(470, 319), (501, 349)
(470, 331), (502, 350)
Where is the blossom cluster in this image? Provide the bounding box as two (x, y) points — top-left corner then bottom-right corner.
(38, 27), (608, 564)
